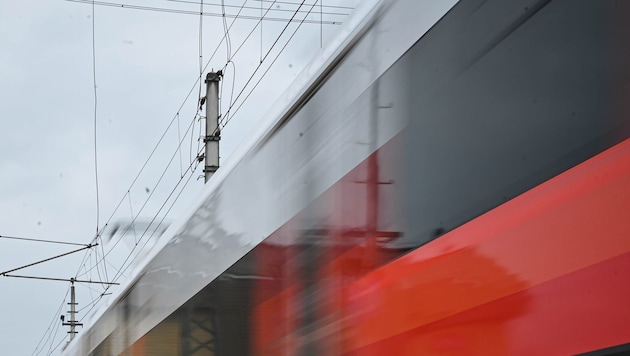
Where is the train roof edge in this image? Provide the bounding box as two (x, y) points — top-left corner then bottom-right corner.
(61, 0), (387, 354)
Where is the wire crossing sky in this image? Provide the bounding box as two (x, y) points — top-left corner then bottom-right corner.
(0, 0), (361, 354)
(65, 0), (348, 24)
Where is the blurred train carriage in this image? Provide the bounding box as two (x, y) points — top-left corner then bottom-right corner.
(63, 0), (630, 355)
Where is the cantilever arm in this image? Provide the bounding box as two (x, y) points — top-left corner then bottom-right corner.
(0, 244), (97, 276)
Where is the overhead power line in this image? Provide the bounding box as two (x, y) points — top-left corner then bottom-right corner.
(72, 144), (205, 328)
(92, 0), (110, 290)
(0, 234), (91, 247)
(30, 287), (69, 356)
(251, 0), (353, 10)
(219, 0), (318, 129)
(64, 0), (344, 24)
(78, 0), (333, 285)
(70, 2), (252, 292)
(47, 335), (68, 356)
(75, 0), (250, 279)
(216, 0), (308, 126)
(42, 1), (357, 348)
(92, 0), (100, 250)
(160, 0), (351, 15)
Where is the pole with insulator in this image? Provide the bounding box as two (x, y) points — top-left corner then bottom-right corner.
(204, 71), (222, 183)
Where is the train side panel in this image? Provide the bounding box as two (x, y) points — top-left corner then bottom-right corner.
(70, 0), (630, 354)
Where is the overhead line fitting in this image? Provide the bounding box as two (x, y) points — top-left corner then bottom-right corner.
(1, 274), (119, 285)
(0, 243), (98, 276)
(59, 277), (117, 343)
(64, 0), (344, 25)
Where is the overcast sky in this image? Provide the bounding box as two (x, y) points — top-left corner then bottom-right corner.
(0, 0), (359, 354)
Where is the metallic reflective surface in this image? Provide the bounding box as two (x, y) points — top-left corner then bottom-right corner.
(64, 0), (630, 355)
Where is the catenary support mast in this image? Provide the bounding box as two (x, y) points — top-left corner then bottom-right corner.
(62, 279), (83, 341)
(204, 71), (222, 183)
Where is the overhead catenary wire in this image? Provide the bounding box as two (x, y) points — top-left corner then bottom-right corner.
(92, 0), (100, 244)
(219, 0), (237, 126)
(194, 0), (204, 164)
(53, 0), (353, 345)
(221, 0), (321, 129)
(128, 192), (138, 243)
(27, 1), (334, 352)
(109, 149), (202, 284)
(76, 0), (318, 295)
(64, 0), (344, 25)
(93, 241), (106, 290)
(117, 153), (202, 283)
(67, 156), (197, 346)
(260, 0), (263, 62)
(251, 0), (353, 10)
(221, 0), (232, 61)
(206, 0), (322, 166)
(55, 1), (349, 286)
(70, 0), (250, 282)
(29, 6), (111, 331)
(78, 0), (250, 258)
(77, 291), (106, 313)
(221, 60), (237, 128)
(0, 234), (91, 247)
(73, 47), (215, 275)
(91, 0), (110, 289)
(30, 287), (69, 356)
(39, 245), (114, 354)
(75, 111), (203, 280)
(84, 264), (96, 321)
(217, 0), (308, 128)
(160, 0), (351, 16)
(74, 249), (122, 290)
(47, 334), (69, 356)
(218, 0), (278, 65)
(196, 110), (204, 159)
(74, 144), (205, 325)
(82, 124), (208, 283)
(107, 137), (207, 283)
(46, 320), (64, 356)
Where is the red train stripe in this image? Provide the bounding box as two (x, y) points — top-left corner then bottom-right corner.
(345, 251), (630, 355)
(342, 137), (630, 352)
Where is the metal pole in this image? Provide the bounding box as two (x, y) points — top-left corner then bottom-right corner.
(70, 282), (76, 341)
(62, 279), (83, 341)
(204, 71), (222, 183)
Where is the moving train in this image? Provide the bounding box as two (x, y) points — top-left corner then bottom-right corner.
(63, 0), (630, 354)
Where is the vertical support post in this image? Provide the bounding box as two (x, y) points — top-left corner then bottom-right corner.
(69, 281), (76, 341)
(204, 71), (222, 183)
(62, 278), (83, 342)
